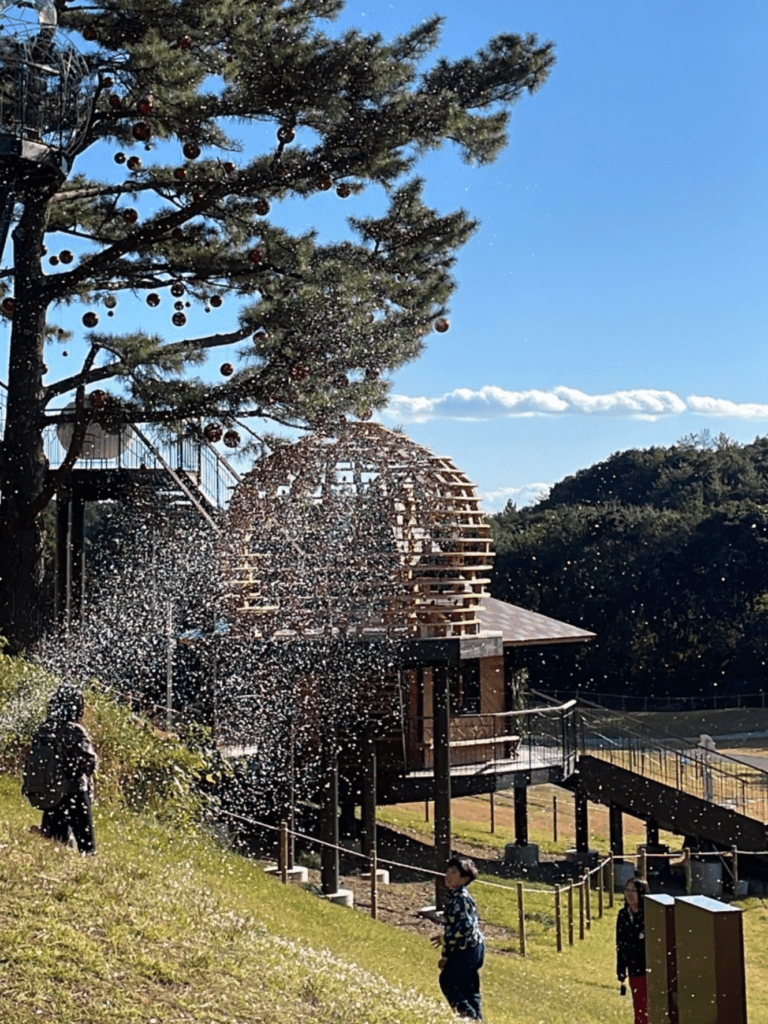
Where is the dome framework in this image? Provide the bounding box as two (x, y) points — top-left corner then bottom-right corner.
(222, 422), (495, 640)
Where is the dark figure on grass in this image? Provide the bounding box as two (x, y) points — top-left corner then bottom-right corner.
(616, 876), (650, 1024)
(431, 855), (485, 1020)
(23, 685), (98, 855)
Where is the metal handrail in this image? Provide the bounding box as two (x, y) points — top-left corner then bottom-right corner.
(402, 701), (578, 778)
(0, 383), (239, 511)
(579, 702), (768, 823)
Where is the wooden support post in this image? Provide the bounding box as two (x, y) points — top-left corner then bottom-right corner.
(578, 874), (585, 940)
(281, 719), (296, 870)
(608, 803), (624, 857)
(433, 662), (452, 908)
(279, 820), (289, 885)
(640, 849), (648, 883)
(575, 787), (589, 854)
(568, 881), (574, 946)
(646, 816), (660, 848)
(552, 795), (558, 843)
(70, 490), (86, 619)
(490, 790), (495, 834)
(554, 885), (562, 953)
(54, 484), (71, 625)
(514, 785), (528, 847)
(517, 881), (526, 957)
(370, 848), (378, 920)
(320, 741), (340, 896)
(360, 727), (377, 862)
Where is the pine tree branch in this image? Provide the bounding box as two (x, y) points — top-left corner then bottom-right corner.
(43, 325), (255, 402)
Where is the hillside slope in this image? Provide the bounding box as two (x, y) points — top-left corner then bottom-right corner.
(0, 775), (666, 1024)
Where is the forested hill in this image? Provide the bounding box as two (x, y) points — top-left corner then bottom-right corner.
(489, 435), (768, 703)
(541, 434), (768, 510)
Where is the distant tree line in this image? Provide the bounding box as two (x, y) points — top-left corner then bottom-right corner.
(490, 432), (768, 703)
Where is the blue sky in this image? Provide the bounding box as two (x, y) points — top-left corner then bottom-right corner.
(9, 1), (768, 512)
(337, 0), (768, 509)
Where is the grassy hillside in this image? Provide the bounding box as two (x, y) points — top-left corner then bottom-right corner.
(1, 658), (766, 1023)
(2, 775), (767, 1024)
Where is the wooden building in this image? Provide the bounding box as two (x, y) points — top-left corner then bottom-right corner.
(219, 422), (593, 889)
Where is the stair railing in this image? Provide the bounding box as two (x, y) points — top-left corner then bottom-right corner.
(575, 696), (768, 824)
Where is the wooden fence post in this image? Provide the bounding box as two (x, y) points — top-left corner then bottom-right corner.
(684, 847), (692, 895)
(578, 875), (585, 940)
(517, 881), (526, 957)
(568, 881), (574, 946)
(555, 885), (562, 953)
(640, 849), (648, 882)
(279, 820), (288, 884)
(598, 860), (604, 919)
(732, 845), (739, 896)
(553, 795), (558, 843)
(608, 852), (614, 908)
(584, 872), (591, 931)
(370, 848), (378, 920)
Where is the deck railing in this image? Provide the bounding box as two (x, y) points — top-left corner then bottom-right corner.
(403, 700), (578, 778)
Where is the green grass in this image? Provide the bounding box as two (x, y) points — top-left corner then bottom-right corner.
(3, 775), (767, 1024)
(376, 789), (679, 858)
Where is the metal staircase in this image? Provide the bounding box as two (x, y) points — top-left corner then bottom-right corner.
(0, 382), (241, 521)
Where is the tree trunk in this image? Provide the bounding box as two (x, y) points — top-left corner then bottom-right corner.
(0, 197), (50, 652)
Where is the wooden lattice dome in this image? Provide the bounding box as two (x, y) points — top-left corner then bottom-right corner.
(221, 422), (494, 639)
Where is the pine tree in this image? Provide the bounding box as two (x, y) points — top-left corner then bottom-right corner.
(0, 0), (554, 650)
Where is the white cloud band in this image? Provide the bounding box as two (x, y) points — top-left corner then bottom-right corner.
(385, 386), (765, 423)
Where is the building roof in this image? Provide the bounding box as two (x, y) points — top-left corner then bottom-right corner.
(477, 596), (595, 647)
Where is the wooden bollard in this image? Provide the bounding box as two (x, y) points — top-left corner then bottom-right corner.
(279, 820), (289, 885)
(370, 848), (378, 920)
(554, 885), (562, 953)
(568, 881), (574, 946)
(517, 881), (526, 957)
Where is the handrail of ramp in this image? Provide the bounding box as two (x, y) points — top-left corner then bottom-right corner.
(572, 693), (768, 825)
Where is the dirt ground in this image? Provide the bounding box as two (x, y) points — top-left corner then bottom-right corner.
(270, 720), (768, 936)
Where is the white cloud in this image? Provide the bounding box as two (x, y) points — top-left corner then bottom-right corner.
(384, 386), (768, 423)
(687, 395), (768, 419)
(479, 482), (552, 512)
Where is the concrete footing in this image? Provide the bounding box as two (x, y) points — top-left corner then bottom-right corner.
(503, 842), (540, 869)
(264, 865), (310, 884)
(326, 888), (354, 908)
(361, 868), (391, 884)
(565, 847), (599, 868)
(613, 859), (636, 892)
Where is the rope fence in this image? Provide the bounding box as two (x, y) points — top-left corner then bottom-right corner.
(218, 809), (642, 957)
(219, 810), (758, 957)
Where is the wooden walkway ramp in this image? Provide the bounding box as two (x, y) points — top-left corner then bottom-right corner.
(565, 753), (768, 852)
